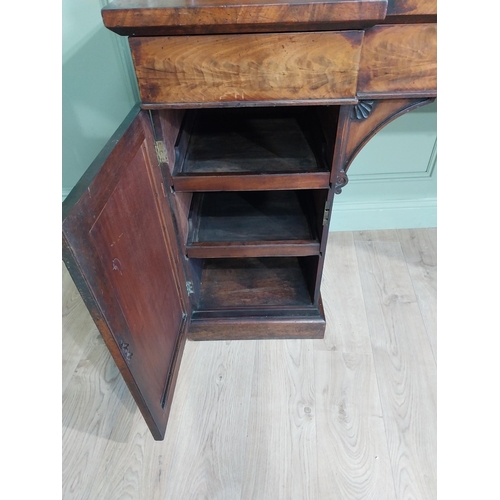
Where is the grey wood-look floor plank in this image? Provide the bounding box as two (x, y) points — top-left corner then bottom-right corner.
(397, 228), (437, 362)
(74, 338), (203, 500)
(62, 331), (134, 500)
(62, 263), (99, 395)
(242, 339), (318, 500)
(160, 340), (256, 500)
(354, 230), (437, 500)
(318, 232), (374, 355)
(314, 231), (397, 500)
(62, 228), (437, 500)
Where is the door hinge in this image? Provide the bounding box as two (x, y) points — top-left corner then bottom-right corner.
(323, 202), (330, 226)
(154, 141), (168, 164)
(118, 339), (133, 363)
(186, 281), (194, 296)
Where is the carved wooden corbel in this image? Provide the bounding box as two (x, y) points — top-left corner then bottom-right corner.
(331, 98), (435, 195)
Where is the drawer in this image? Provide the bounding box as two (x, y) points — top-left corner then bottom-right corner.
(358, 24), (437, 97)
(129, 32), (364, 107)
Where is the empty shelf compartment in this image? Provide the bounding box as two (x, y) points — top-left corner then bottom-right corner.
(197, 257), (316, 310)
(186, 191), (320, 258)
(172, 107), (330, 191)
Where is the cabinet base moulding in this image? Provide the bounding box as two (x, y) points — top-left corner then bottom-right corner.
(187, 315), (326, 341)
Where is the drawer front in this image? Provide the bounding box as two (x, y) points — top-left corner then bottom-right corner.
(130, 32), (363, 106)
(358, 24), (437, 97)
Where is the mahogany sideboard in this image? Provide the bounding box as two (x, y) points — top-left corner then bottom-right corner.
(62, 0), (437, 440)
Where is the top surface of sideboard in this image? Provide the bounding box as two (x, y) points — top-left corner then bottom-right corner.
(102, 0), (392, 35)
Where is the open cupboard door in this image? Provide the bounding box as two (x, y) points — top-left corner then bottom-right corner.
(62, 107), (189, 440)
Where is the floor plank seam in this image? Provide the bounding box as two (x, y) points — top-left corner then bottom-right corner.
(398, 231), (437, 367)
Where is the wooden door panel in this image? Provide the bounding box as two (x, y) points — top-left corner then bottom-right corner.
(63, 108), (188, 440)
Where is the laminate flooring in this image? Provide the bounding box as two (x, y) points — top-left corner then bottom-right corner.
(62, 228), (437, 500)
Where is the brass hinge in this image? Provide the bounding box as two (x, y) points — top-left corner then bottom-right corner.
(323, 202), (330, 226)
(154, 141), (168, 164)
(186, 281), (194, 296)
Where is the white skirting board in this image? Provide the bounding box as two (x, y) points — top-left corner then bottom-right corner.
(329, 198), (436, 231)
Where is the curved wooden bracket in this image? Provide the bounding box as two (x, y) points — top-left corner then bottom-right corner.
(330, 98), (435, 194)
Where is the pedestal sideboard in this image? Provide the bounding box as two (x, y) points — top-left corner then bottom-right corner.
(62, 0), (437, 440)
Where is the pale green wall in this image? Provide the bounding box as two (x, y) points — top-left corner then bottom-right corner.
(62, 0), (138, 198)
(62, 1), (437, 230)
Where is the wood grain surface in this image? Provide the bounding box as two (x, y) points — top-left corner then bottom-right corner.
(179, 108), (322, 174)
(188, 313), (326, 340)
(103, 0), (388, 36)
(354, 230), (436, 499)
(186, 191), (319, 258)
(63, 228), (436, 499)
(397, 228), (437, 362)
(243, 339), (319, 499)
(172, 172), (331, 192)
(315, 232), (397, 499)
(358, 24), (437, 97)
(344, 99), (431, 165)
(62, 109), (188, 440)
(335, 98), (434, 180)
(198, 257), (314, 309)
(130, 32), (363, 105)
(387, 0), (436, 16)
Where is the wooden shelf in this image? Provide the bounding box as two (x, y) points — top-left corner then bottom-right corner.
(186, 191), (320, 258)
(197, 257), (314, 310)
(172, 107), (330, 191)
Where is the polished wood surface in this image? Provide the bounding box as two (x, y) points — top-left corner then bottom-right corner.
(179, 108), (323, 174)
(198, 257), (313, 309)
(189, 313), (326, 340)
(386, 0), (436, 18)
(171, 107), (332, 191)
(63, 228), (436, 499)
(358, 24), (437, 98)
(130, 32), (363, 106)
(186, 191), (320, 258)
(62, 109), (188, 440)
(331, 98), (434, 190)
(103, 0), (388, 36)
(173, 172), (331, 192)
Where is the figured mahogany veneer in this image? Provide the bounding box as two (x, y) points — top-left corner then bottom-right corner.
(63, 0), (437, 439)
(358, 24), (437, 98)
(103, 0), (389, 35)
(385, 0), (436, 23)
(130, 32), (364, 107)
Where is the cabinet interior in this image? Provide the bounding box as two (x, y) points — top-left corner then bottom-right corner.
(157, 105), (337, 315)
(167, 106), (336, 192)
(186, 190), (328, 258)
(195, 256), (317, 309)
